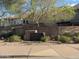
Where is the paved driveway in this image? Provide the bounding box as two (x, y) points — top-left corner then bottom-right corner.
(0, 42), (79, 59)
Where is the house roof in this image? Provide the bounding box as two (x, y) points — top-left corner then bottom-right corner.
(0, 13), (29, 20)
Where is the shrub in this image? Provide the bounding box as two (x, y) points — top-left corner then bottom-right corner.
(62, 32), (72, 37)
(58, 32), (73, 43)
(74, 36), (79, 43)
(54, 36), (59, 41)
(58, 35), (72, 43)
(73, 32), (79, 43)
(5, 35), (22, 42)
(41, 36), (50, 42)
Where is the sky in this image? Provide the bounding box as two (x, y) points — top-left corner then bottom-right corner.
(0, 0), (79, 18)
(56, 0), (79, 7)
(64, 0), (79, 4)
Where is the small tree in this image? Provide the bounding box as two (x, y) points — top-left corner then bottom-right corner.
(26, 2), (76, 25)
(40, 6), (76, 24)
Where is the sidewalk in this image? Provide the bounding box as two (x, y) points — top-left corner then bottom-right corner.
(0, 42), (79, 59)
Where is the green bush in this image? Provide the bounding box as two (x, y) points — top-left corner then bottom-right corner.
(41, 36), (50, 42)
(5, 35), (22, 42)
(73, 32), (79, 43)
(58, 32), (73, 43)
(62, 32), (72, 37)
(58, 35), (72, 43)
(74, 36), (79, 43)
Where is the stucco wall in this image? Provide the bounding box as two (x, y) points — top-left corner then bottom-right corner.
(58, 26), (79, 34)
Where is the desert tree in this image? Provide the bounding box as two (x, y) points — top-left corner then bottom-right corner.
(26, 0), (76, 25)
